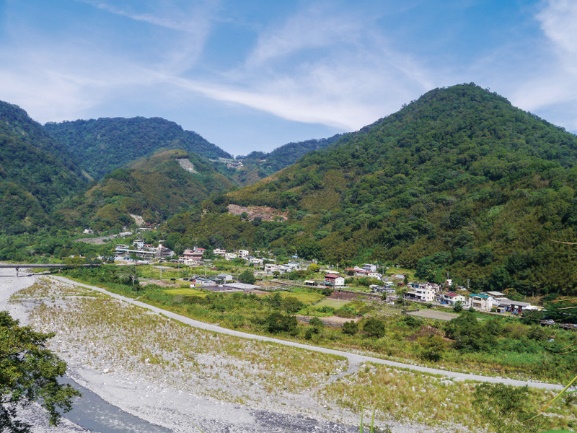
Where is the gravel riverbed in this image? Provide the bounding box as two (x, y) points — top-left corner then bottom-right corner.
(1, 269), (466, 433)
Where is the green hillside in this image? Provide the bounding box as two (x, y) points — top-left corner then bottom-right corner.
(164, 84), (577, 295)
(0, 101), (88, 234)
(44, 117), (232, 180)
(235, 134), (344, 185)
(57, 149), (234, 231)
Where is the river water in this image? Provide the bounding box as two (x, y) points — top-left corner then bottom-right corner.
(0, 269), (172, 433)
(60, 376), (172, 433)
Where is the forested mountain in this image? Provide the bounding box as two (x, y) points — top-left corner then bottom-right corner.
(44, 117), (232, 180)
(0, 101), (88, 234)
(56, 149), (234, 231)
(234, 134), (345, 185)
(164, 84), (577, 295)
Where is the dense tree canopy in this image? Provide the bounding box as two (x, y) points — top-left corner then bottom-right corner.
(55, 149), (235, 230)
(44, 117), (232, 180)
(236, 134), (344, 185)
(0, 102), (88, 234)
(164, 84), (577, 296)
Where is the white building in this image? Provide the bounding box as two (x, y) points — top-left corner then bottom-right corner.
(469, 293), (495, 312)
(325, 274), (345, 287)
(440, 292), (467, 306)
(404, 286), (435, 303)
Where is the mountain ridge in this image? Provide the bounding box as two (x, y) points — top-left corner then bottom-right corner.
(44, 116), (233, 180)
(163, 83), (577, 295)
(0, 101), (89, 233)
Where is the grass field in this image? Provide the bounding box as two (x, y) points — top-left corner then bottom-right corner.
(164, 288), (207, 296)
(280, 290), (325, 304)
(313, 298), (350, 309)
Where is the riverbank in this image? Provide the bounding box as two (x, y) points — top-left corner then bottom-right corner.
(2, 270), (469, 432)
(9, 270), (564, 433)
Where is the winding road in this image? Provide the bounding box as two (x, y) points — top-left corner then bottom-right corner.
(49, 275), (567, 392)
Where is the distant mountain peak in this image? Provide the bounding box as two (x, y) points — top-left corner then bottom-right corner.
(44, 117), (232, 180)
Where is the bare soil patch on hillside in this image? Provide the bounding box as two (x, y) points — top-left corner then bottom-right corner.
(228, 204), (288, 221)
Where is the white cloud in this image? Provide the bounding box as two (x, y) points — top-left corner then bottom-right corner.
(80, 0), (217, 73)
(509, 0), (577, 130)
(538, 0), (577, 58)
(80, 0), (215, 34)
(167, 3), (433, 130)
(245, 4), (361, 68)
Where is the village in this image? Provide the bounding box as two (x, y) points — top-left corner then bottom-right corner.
(113, 240), (542, 317)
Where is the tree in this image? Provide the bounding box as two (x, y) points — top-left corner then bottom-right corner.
(0, 311), (80, 432)
(238, 269), (256, 284)
(307, 263), (320, 273)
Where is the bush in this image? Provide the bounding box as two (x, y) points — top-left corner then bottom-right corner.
(445, 312), (495, 352)
(520, 309), (543, 325)
(342, 320), (358, 335)
(335, 305), (357, 318)
(304, 327), (319, 340)
(309, 317), (324, 328)
(418, 335), (446, 362)
(316, 305), (334, 314)
(265, 312), (298, 335)
(282, 296), (305, 314)
(363, 317), (385, 338)
(473, 383), (546, 432)
(399, 315), (422, 328)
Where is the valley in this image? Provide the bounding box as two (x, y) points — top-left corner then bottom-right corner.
(1, 83), (577, 432)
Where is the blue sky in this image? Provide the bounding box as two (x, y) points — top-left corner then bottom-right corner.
(0, 0), (576, 155)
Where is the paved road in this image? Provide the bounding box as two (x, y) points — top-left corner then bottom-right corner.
(50, 276), (566, 391)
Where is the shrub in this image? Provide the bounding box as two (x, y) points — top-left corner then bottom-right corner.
(282, 296), (305, 314)
(445, 312), (495, 352)
(363, 317), (385, 338)
(399, 315), (422, 328)
(309, 317), (324, 328)
(520, 309), (543, 325)
(342, 320), (358, 335)
(335, 305), (357, 318)
(418, 334), (446, 362)
(265, 312), (298, 335)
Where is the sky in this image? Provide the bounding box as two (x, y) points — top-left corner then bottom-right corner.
(0, 0), (576, 156)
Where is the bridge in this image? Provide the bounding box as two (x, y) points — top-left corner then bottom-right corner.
(0, 263), (101, 277)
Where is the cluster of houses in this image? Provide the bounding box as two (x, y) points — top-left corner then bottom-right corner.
(114, 244), (538, 315)
(115, 241), (174, 261)
(187, 274), (259, 292)
(403, 283), (538, 314)
(180, 246), (265, 267)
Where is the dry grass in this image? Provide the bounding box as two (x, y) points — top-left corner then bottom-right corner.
(16, 278), (347, 407)
(10, 278), (577, 432)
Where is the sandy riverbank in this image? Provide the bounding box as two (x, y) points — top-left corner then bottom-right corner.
(2, 270), (463, 433)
